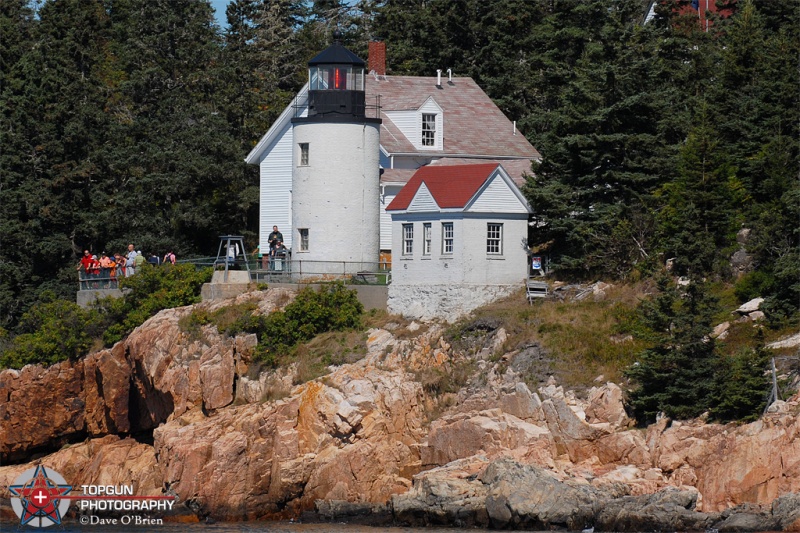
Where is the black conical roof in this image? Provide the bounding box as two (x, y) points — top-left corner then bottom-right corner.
(308, 43), (365, 67)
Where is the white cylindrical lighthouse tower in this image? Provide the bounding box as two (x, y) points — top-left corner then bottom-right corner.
(291, 39), (381, 273)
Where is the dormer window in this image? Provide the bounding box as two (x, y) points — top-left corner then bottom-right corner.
(422, 113), (436, 146)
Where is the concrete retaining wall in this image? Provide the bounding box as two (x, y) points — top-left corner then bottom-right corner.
(202, 282), (388, 312)
(76, 289), (124, 308)
(269, 283), (387, 312)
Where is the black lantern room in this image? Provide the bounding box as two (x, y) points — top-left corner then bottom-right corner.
(307, 40), (366, 118)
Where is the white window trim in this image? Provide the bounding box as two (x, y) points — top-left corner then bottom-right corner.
(487, 223), (503, 255)
(423, 223), (432, 255)
(442, 222), (453, 255)
(403, 223), (414, 256)
(421, 113), (436, 148)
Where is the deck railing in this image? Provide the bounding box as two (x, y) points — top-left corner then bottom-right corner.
(78, 259), (391, 290)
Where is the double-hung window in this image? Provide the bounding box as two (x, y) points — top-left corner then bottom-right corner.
(442, 222), (453, 254)
(487, 223), (503, 255)
(422, 113), (436, 147)
(403, 224), (414, 255)
(423, 223), (432, 255)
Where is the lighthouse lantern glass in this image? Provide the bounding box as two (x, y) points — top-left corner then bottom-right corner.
(309, 65), (364, 91)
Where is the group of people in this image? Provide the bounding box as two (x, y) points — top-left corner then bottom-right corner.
(258, 226), (288, 271)
(76, 244), (177, 289)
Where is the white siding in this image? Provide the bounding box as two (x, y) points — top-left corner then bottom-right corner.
(385, 99), (444, 152)
(461, 216), (529, 285)
(260, 122), (294, 249)
(407, 183), (439, 212)
(390, 214), (464, 286)
(380, 184), (402, 250)
(384, 110), (418, 149)
(466, 174), (529, 214)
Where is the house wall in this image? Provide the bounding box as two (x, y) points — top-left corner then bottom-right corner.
(460, 215), (529, 284)
(388, 212), (528, 321)
(468, 175), (531, 214)
(390, 214), (528, 287)
(379, 184), (403, 251)
(292, 120), (381, 267)
(259, 122), (294, 250)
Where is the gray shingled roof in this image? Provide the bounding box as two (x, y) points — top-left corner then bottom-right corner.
(366, 76), (541, 159)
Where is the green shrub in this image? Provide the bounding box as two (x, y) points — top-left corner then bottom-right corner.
(734, 271), (775, 303)
(252, 283), (363, 364)
(0, 298), (100, 368)
(0, 266), (212, 369)
(96, 264), (212, 345)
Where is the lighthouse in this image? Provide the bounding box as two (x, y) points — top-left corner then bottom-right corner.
(290, 37), (382, 273)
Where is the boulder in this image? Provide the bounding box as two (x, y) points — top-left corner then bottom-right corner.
(772, 492), (800, 531)
(499, 382), (545, 422)
(83, 344), (131, 435)
(711, 321), (731, 339)
(584, 382), (631, 429)
(482, 459), (601, 530)
(391, 457), (490, 527)
(735, 298), (764, 314)
(421, 410), (555, 468)
(596, 487), (717, 532)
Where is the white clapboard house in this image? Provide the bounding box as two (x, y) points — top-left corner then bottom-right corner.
(244, 41), (540, 261)
(385, 163), (532, 320)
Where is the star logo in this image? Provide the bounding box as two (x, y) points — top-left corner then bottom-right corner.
(9, 465), (72, 528)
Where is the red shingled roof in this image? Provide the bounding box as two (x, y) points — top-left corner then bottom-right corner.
(386, 163), (499, 211)
(427, 158), (533, 187)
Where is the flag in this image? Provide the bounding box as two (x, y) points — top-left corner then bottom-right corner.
(691, 0), (700, 9)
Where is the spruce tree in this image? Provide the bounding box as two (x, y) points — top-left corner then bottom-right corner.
(626, 276), (720, 424)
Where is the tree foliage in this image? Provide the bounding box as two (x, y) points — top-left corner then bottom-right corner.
(0, 265), (210, 369)
(625, 276), (771, 424)
(1, 0), (797, 349)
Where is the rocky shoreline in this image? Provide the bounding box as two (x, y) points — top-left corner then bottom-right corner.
(1, 289), (799, 531)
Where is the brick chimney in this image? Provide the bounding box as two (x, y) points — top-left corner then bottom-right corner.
(368, 41), (386, 76)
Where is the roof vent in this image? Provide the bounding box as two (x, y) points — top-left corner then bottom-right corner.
(447, 68), (453, 83)
(436, 69), (442, 88)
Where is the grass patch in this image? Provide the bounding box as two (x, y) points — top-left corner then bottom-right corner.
(413, 358), (477, 396)
(443, 284), (650, 391)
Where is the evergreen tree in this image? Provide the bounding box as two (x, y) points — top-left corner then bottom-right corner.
(524, 0), (685, 278)
(97, 0), (249, 253)
(626, 276), (720, 423)
(0, 0), (38, 328)
(0, 0), (112, 326)
(656, 109), (740, 277)
(711, 342), (771, 422)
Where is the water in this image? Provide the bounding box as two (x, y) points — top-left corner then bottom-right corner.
(11, 522), (550, 533)
(5, 519), (784, 533)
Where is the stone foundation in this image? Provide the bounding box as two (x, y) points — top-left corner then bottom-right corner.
(388, 284), (519, 322)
